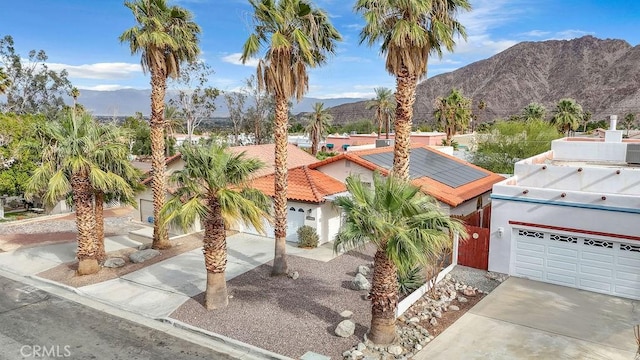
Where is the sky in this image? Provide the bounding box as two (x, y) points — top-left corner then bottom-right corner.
(2, 0), (639, 99)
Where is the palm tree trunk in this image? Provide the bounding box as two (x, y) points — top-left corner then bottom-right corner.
(385, 114), (390, 140)
(150, 71), (171, 250)
(72, 172), (100, 276)
(392, 67), (417, 180)
(272, 94), (289, 276)
(368, 246), (399, 345)
(94, 191), (106, 264)
(203, 197), (229, 309)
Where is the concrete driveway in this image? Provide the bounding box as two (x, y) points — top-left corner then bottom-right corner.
(415, 277), (640, 359)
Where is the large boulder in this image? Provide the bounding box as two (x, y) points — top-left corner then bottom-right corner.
(351, 273), (371, 290)
(129, 249), (161, 263)
(335, 320), (355, 338)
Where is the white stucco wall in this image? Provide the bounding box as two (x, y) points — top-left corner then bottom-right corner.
(488, 178), (640, 274)
(318, 159), (375, 184)
(552, 138), (627, 162)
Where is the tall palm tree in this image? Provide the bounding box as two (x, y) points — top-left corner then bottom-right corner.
(120, 0), (201, 250)
(161, 143), (271, 309)
(551, 98), (583, 136)
(334, 173), (466, 344)
(521, 102), (546, 122)
(305, 102), (332, 156)
(433, 88), (472, 146)
(70, 87), (80, 112)
(25, 112), (131, 275)
(0, 67), (10, 94)
(367, 87), (395, 139)
(582, 110), (592, 133)
(356, 0), (471, 180)
(241, 0), (341, 275)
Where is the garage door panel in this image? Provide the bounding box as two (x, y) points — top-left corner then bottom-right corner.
(513, 229), (640, 300)
(546, 272), (576, 286)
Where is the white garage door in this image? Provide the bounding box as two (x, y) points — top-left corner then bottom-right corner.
(513, 228), (640, 300)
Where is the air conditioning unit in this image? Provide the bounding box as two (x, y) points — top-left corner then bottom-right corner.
(375, 139), (394, 148)
(625, 143), (640, 164)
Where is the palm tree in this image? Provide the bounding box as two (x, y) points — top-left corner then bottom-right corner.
(161, 143), (271, 309)
(367, 87), (395, 139)
(305, 102), (332, 156)
(0, 67), (10, 94)
(356, 0), (471, 180)
(521, 102), (546, 122)
(164, 103), (182, 156)
(25, 112), (131, 275)
(241, 0), (341, 275)
(120, 0), (201, 249)
(334, 173), (466, 344)
(433, 88), (472, 146)
(551, 98), (583, 136)
(70, 87), (80, 112)
(582, 110), (592, 133)
(623, 113), (636, 136)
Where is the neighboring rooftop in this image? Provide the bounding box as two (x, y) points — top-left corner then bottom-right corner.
(229, 143), (318, 178)
(250, 166), (347, 203)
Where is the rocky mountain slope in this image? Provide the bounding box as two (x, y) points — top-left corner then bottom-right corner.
(328, 36), (640, 126)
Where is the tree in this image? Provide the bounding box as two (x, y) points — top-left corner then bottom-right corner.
(521, 102), (546, 122)
(367, 87), (395, 139)
(582, 110), (592, 133)
(120, 0), (201, 249)
(622, 113), (636, 136)
(305, 102), (332, 155)
(241, 0), (341, 276)
(242, 75), (273, 145)
(356, 0), (471, 180)
(334, 173), (465, 344)
(472, 120), (561, 174)
(476, 99), (486, 125)
(0, 113), (44, 195)
(433, 88), (472, 146)
(224, 91), (247, 145)
(0, 35), (71, 117)
(161, 143), (271, 309)
(169, 60), (220, 143)
(25, 112), (134, 275)
(164, 104), (182, 156)
(122, 112), (152, 156)
(0, 67), (10, 94)
(551, 98), (583, 136)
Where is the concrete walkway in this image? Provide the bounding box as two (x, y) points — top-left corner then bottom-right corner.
(415, 277), (640, 359)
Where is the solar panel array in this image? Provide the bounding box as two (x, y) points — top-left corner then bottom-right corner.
(361, 147), (488, 188)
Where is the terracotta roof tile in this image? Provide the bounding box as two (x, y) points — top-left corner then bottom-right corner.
(250, 166), (347, 203)
(310, 145), (504, 207)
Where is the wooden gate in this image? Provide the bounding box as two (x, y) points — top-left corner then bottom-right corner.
(457, 226), (490, 270)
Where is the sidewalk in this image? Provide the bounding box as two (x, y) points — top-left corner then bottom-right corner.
(0, 226), (338, 359)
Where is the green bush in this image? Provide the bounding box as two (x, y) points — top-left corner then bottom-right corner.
(398, 266), (425, 296)
(297, 225), (319, 248)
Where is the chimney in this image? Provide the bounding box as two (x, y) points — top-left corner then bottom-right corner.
(609, 115), (618, 130)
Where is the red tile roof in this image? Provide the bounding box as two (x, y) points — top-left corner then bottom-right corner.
(250, 166), (347, 203)
(309, 145), (504, 207)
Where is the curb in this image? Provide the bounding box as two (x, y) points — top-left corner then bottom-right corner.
(0, 269), (293, 360)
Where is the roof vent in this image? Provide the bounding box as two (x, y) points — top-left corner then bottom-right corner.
(625, 143), (640, 164)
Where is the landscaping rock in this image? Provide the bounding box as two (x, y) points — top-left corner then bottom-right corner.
(458, 296), (468, 303)
(103, 257), (125, 268)
(357, 265), (370, 276)
(335, 320), (355, 338)
(129, 249), (160, 263)
(340, 310), (353, 318)
(448, 305), (460, 311)
(387, 345), (404, 356)
(463, 287), (477, 297)
(351, 273), (371, 290)
(288, 271), (299, 280)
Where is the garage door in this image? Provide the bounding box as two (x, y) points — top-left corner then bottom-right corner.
(513, 228), (640, 300)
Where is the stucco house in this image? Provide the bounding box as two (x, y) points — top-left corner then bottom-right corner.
(134, 143), (319, 226)
(239, 166), (347, 244)
(308, 144), (504, 217)
(489, 121), (640, 300)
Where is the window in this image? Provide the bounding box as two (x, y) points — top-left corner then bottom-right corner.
(550, 234), (577, 244)
(517, 229), (544, 239)
(584, 239), (613, 249)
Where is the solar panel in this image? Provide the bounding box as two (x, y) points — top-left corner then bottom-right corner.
(361, 148), (488, 188)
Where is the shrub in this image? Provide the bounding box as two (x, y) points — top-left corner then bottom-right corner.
(297, 225), (319, 248)
(398, 266), (425, 296)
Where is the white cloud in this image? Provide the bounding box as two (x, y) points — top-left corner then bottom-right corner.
(77, 84), (135, 91)
(221, 53), (259, 67)
(46, 62), (141, 80)
(312, 91), (375, 99)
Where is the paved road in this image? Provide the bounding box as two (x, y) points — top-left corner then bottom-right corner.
(0, 276), (237, 360)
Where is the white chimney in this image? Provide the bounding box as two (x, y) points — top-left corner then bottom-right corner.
(609, 115), (618, 130)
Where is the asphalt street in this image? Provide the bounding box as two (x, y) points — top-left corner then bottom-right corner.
(0, 275), (237, 360)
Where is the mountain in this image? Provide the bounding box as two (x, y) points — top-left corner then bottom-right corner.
(75, 89), (365, 117)
(328, 36), (640, 125)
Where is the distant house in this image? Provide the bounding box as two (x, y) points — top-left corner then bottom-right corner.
(325, 132), (446, 152)
(309, 144), (504, 217)
(489, 124), (640, 300)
